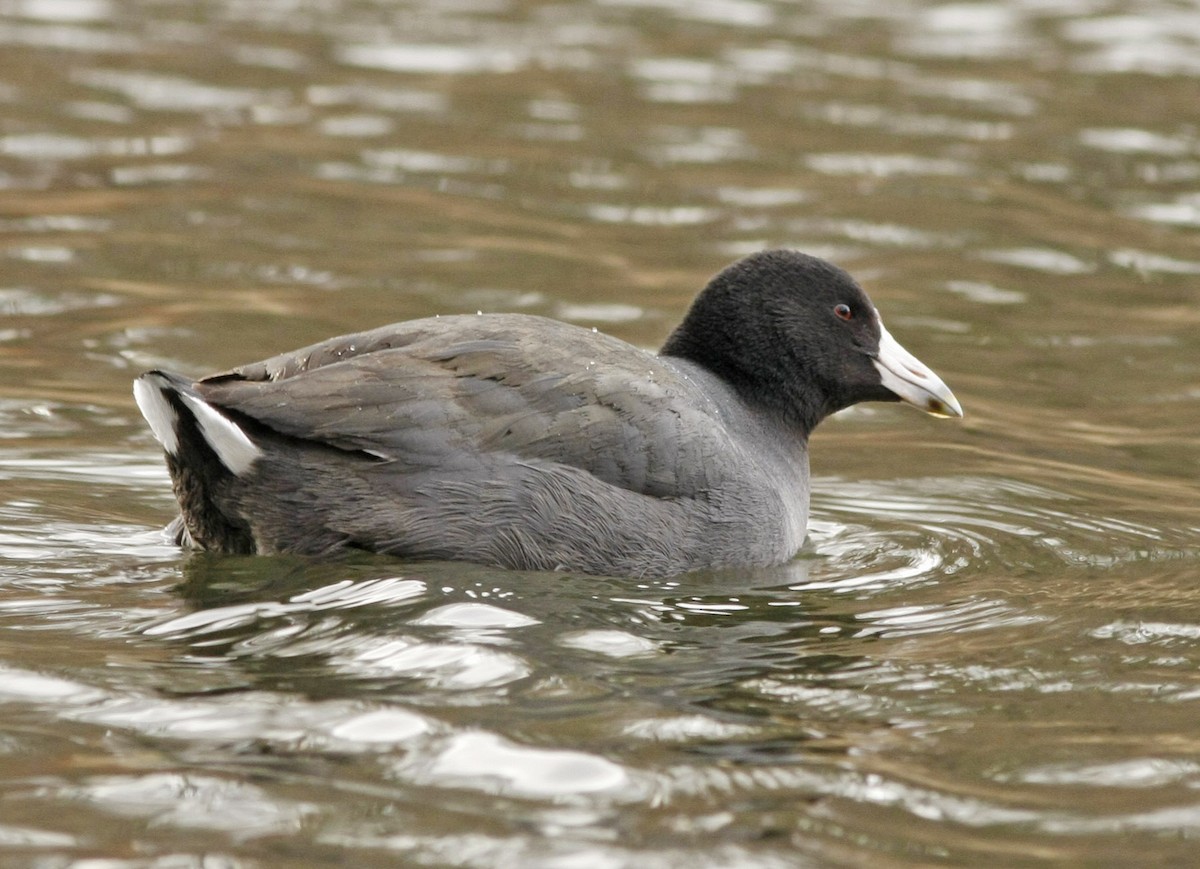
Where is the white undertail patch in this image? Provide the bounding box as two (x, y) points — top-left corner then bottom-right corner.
(133, 375), (180, 455)
(179, 392), (261, 476)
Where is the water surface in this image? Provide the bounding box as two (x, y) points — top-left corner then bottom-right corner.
(2, 0), (1200, 865)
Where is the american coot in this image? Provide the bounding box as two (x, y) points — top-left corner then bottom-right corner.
(134, 250), (962, 577)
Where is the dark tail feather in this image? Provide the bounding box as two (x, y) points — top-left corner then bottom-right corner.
(133, 370), (262, 553)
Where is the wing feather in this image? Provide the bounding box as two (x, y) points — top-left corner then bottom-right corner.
(195, 314), (733, 498)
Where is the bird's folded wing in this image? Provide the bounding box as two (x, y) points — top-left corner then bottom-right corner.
(194, 315), (738, 498)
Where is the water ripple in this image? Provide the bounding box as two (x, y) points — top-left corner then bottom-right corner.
(143, 577), (427, 637)
(337, 43), (529, 75)
(75, 68), (280, 112)
(417, 731), (630, 798)
(57, 773), (317, 837)
(806, 475), (1179, 593)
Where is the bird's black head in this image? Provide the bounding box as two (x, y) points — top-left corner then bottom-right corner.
(660, 249), (961, 434)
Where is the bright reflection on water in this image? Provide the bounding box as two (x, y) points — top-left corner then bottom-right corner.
(1, 0), (1200, 865)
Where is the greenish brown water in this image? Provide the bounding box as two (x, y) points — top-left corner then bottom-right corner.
(2, 1), (1199, 865)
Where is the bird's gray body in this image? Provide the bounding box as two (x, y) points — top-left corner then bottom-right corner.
(147, 314), (809, 576)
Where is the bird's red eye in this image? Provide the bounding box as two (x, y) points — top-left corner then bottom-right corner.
(834, 304), (853, 321)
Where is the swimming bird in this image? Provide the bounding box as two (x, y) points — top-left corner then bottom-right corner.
(134, 249), (962, 577)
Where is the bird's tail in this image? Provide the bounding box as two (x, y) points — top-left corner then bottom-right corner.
(133, 370), (262, 551)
